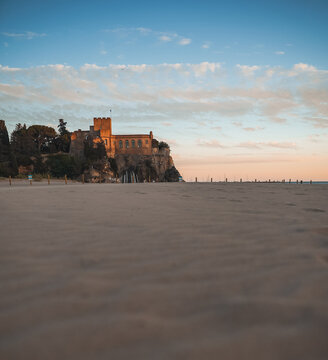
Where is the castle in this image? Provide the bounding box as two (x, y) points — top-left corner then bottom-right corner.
(70, 117), (153, 158)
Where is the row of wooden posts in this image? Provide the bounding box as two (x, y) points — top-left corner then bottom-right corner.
(194, 177), (312, 184)
(7, 175), (313, 186)
(7, 174), (153, 186)
(8, 174), (77, 186)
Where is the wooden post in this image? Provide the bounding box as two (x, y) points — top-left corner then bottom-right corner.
(9, 176), (12, 186)
(225, 178), (228, 183)
(255, 179), (257, 183)
(82, 174), (85, 184)
(300, 180), (303, 184)
(211, 178), (212, 183)
(240, 178), (242, 183)
(47, 174), (50, 185)
(289, 179), (291, 183)
(195, 177), (197, 183)
(310, 180), (312, 184)
(296, 179), (298, 184)
(65, 175), (67, 184)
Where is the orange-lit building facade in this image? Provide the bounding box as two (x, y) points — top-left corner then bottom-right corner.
(70, 117), (153, 158)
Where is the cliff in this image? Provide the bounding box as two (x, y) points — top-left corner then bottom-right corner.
(82, 144), (181, 183)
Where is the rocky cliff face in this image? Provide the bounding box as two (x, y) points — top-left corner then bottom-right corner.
(83, 146), (181, 183)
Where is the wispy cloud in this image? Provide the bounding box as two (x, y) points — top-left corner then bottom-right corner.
(2, 31), (46, 40)
(275, 51), (285, 55)
(179, 38), (191, 46)
(242, 126), (264, 132)
(237, 141), (297, 149)
(104, 27), (192, 46)
(198, 139), (226, 148)
(159, 35), (172, 42)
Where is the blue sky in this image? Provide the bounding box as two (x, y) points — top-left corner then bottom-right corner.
(1, 0), (328, 67)
(1, 0), (328, 179)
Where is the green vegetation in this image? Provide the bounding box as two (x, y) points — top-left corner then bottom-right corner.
(46, 154), (82, 178)
(159, 141), (170, 150)
(0, 119), (82, 179)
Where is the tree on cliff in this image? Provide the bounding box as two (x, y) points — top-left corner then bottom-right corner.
(11, 124), (36, 165)
(56, 119), (71, 152)
(159, 141), (170, 150)
(0, 121), (10, 161)
(27, 125), (57, 153)
(0, 120), (18, 176)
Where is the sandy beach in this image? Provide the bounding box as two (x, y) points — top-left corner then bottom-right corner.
(0, 181), (328, 360)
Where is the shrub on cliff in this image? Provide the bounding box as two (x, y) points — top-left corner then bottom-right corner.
(159, 141), (170, 150)
(164, 166), (180, 182)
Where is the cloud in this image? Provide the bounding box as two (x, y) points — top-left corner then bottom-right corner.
(275, 51), (285, 55)
(2, 31), (46, 40)
(198, 139), (226, 148)
(237, 141), (297, 149)
(237, 64), (260, 77)
(179, 38), (191, 46)
(105, 27), (192, 47)
(1, 62), (327, 133)
(0, 64), (21, 72)
(305, 117), (328, 128)
(136, 27), (152, 34)
(202, 42), (210, 49)
(159, 35), (172, 42)
(242, 126), (264, 131)
(4, 42), (8, 47)
(293, 63), (317, 72)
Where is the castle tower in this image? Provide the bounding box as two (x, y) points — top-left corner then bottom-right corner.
(93, 117), (112, 152)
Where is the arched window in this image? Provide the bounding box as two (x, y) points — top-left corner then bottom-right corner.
(131, 139), (135, 148)
(119, 140), (123, 149)
(125, 140), (129, 148)
(138, 139), (142, 148)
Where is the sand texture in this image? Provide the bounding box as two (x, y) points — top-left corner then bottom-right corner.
(1, 182), (328, 360)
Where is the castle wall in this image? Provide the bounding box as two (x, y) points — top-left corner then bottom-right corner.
(112, 134), (153, 155)
(70, 117), (153, 158)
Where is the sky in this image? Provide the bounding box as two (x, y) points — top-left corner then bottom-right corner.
(0, 0), (328, 180)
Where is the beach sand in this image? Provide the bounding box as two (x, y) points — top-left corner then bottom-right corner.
(0, 181), (328, 360)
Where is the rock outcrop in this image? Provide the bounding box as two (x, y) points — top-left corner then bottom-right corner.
(82, 144), (181, 183)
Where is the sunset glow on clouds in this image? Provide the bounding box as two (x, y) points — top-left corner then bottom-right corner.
(1, 0), (327, 180)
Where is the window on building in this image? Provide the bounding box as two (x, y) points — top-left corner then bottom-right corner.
(145, 140), (148, 144)
(138, 139), (142, 148)
(119, 140), (123, 149)
(104, 139), (108, 145)
(131, 139), (135, 148)
(125, 140), (129, 148)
